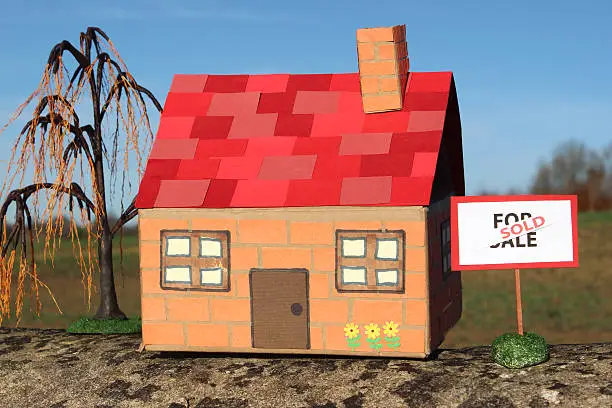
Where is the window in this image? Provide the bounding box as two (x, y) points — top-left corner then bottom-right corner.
(440, 219), (451, 279)
(160, 230), (230, 291)
(336, 230), (405, 293)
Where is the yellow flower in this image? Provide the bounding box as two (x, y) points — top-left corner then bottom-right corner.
(383, 321), (399, 337)
(344, 322), (360, 339)
(364, 323), (381, 340)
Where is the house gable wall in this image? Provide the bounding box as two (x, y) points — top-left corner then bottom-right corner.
(426, 195), (463, 350)
(425, 77), (464, 349)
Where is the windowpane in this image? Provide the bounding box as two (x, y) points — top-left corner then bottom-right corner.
(164, 266), (191, 283)
(376, 238), (398, 260)
(166, 237), (190, 256)
(376, 269), (399, 285)
(201, 268), (223, 285)
(341, 238), (366, 257)
(342, 266), (367, 284)
(200, 238), (222, 257)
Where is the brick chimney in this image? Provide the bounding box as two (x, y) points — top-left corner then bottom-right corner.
(356, 24), (409, 113)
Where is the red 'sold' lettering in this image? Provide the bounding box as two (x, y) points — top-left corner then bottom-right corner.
(490, 212), (540, 249)
(500, 216), (545, 239)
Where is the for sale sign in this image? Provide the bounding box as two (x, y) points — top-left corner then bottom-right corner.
(451, 195), (579, 270)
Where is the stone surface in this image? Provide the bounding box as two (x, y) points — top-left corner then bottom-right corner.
(0, 328), (610, 407)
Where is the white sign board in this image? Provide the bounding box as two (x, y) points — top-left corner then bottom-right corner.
(451, 195), (579, 270)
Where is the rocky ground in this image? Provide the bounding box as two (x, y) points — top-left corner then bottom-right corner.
(0, 328), (610, 408)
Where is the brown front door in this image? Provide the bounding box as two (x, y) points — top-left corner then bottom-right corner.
(250, 268), (310, 349)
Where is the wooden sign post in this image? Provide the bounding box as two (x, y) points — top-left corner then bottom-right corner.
(450, 195), (579, 336)
(514, 268), (523, 335)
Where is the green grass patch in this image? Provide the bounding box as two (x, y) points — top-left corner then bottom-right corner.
(578, 211), (612, 225)
(491, 332), (549, 368)
(66, 316), (142, 334)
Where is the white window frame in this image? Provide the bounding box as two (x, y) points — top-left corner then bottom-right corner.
(341, 266), (368, 284)
(164, 266), (192, 283)
(375, 238), (399, 260)
(165, 236), (191, 256)
(200, 267), (224, 286)
(200, 238), (223, 258)
(375, 268), (399, 286)
(341, 238), (366, 258)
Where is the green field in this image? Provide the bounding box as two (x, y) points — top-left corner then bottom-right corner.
(1, 213), (611, 347)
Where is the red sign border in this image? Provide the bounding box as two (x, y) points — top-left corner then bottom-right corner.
(450, 195), (579, 271)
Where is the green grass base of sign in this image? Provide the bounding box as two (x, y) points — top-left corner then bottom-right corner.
(491, 332), (549, 369)
(67, 316), (142, 334)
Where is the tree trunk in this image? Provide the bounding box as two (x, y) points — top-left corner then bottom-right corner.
(90, 139), (126, 320)
(91, 156), (127, 320)
(93, 222), (126, 320)
(89, 67), (126, 321)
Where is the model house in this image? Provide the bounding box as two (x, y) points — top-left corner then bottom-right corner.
(135, 24), (464, 358)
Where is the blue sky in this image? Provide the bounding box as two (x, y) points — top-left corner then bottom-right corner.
(0, 0), (611, 215)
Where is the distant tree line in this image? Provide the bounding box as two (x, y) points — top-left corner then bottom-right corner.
(477, 140), (612, 212)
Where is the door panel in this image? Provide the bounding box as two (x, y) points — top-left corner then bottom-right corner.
(250, 268), (309, 349)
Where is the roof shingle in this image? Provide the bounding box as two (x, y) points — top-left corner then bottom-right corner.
(135, 71), (458, 209)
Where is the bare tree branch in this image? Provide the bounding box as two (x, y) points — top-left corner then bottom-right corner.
(100, 72), (163, 121)
(47, 40), (89, 74)
(0, 182), (95, 257)
(81, 27), (109, 62)
(31, 94), (78, 120)
(110, 198), (137, 237)
(20, 113), (94, 167)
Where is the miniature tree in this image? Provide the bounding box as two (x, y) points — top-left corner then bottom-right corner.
(0, 27), (162, 325)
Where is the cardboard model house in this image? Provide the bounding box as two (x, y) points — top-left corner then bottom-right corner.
(135, 24), (464, 358)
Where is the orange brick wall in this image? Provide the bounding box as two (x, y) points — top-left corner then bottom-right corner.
(426, 197), (463, 349)
(139, 208), (430, 356)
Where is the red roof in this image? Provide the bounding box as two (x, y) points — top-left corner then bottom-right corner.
(135, 71), (461, 209)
